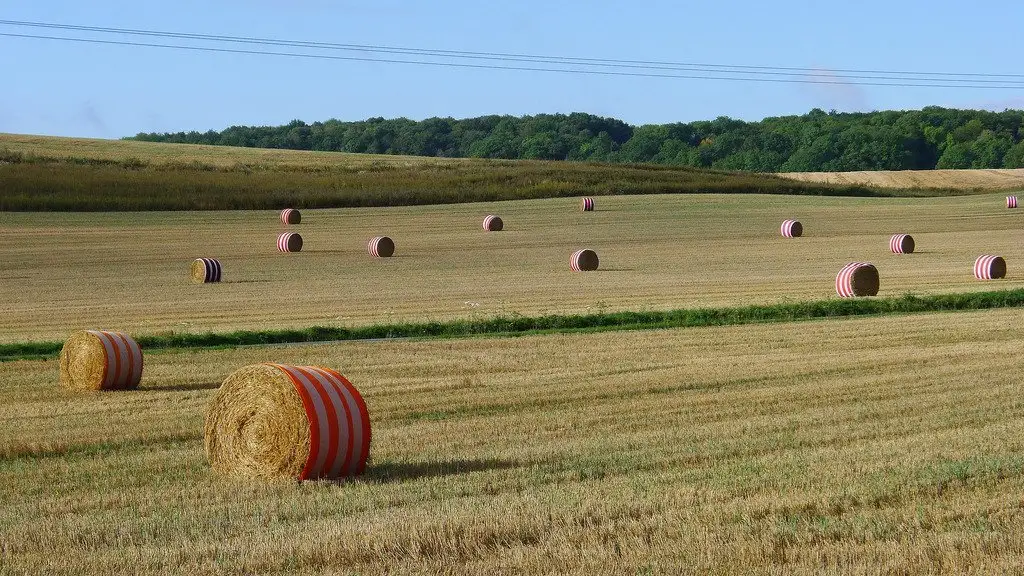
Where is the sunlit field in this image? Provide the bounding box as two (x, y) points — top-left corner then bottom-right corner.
(3, 310), (1024, 574)
(0, 192), (1020, 343)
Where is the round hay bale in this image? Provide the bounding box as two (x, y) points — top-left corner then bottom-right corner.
(277, 232), (303, 253)
(974, 255), (1006, 279)
(1008, 196), (1018, 209)
(191, 258), (222, 283)
(280, 208), (302, 225)
(835, 262), (879, 297)
(570, 249), (599, 272)
(482, 215), (504, 232)
(581, 197), (595, 212)
(780, 219), (803, 238)
(59, 330), (143, 391)
(889, 234), (915, 254)
(368, 236), (395, 258)
(204, 363), (371, 481)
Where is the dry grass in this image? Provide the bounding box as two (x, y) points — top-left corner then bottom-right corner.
(1, 192), (1022, 343)
(0, 132), (454, 170)
(2, 310), (1024, 574)
(779, 168), (1024, 190)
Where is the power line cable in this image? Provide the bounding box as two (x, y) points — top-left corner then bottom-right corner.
(2, 28), (1023, 89)
(2, 18), (1022, 81)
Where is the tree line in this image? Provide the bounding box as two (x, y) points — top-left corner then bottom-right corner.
(129, 107), (1024, 172)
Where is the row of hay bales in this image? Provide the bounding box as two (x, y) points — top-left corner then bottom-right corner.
(192, 203), (602, 283)
(60, 330), (371, 481)
(194, 197), (1014, 289)
(779, 217), (1009, 297)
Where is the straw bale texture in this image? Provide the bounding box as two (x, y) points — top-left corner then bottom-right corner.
(1008, 196), (1018, 209)
(780, 219), (803, 238)
(581, 197), (595, 211)
(190, 258), (222, 283)
(368, 236), (395, 258)
(59, 330), (143, 391)
(204, 363), (371, 481)
(974, 255), (1006, 280)
(570, 249), (599, 272)
(482, 215), (503, 232)
(277, 232), (303, 253)
(280, 208), (301, 224)
(889, 234), (915, 254)
(835, 262), (879, 297)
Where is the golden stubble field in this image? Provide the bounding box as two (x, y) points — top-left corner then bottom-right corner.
(2, 310), (1024, 574)
(780, 168), (1024, 191)
(0, 192), (1022, 343)
(0, 133), (452, 169)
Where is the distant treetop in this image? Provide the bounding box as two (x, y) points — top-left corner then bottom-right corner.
(129, 107), (1024, 172)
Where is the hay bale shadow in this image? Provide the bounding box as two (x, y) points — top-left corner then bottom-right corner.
(223, 279), (271, 284)
(365, 457), (524, 483)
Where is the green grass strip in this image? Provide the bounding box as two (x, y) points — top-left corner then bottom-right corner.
(4, 288), (1023, 362)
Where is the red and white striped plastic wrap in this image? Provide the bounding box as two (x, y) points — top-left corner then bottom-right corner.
(87, 330), (143, 389)
(581, 197), (595, 212)
(367, 236), (395, 258)
(270, 364), (372, 480)
(280, 208), (302, 224)
(974, 255), (1006, 280)
(889, 234), (915, 254)
(1008, 196), (1018, 209)
(192, 258), (222, 283)
(277, 232), (303, 253)
(835, 262), (879, 298)
(482, 215), (504, 231)
(780, 219), (803, 238)
(570, 249), (599, 272)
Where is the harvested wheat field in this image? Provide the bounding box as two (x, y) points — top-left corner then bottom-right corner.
(779, 168), (1024, 190)
(2, 310), (1024, 574)
(0, 192), (1022, 342)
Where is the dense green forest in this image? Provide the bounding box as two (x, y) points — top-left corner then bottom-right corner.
(130, 107), (1024, 172)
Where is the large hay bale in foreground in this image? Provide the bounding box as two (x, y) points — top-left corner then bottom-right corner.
(205, 363), (371, 481)
(1008, 196), (1018, 209)
(780, 219), (803, 238)
(835, 262), (879, 297)
(482, 215), (504, 232)
(581, 197), (595, 212)
(889, 234), (915, 254)
(570, 249), (599, 272)
(191, 258), (222, 283)
(280, 208), (302, 225)
(277, 232), (303, 253)
(59, 330), (143, 391)
(368, 236), (395, 258)
(974, 255), (1006, 279)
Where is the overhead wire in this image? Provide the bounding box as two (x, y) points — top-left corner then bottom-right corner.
(1, 19), (1022, 89)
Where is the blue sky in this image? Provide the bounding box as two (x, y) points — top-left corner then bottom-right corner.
(2, 0), (1023, 138)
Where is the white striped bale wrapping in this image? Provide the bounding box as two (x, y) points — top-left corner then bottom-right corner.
(780, 219), (803, 238)
(368, 236), (395, 258)
(889, 234), (915, 254)
(191, 258), (222, 283)
(205, 363), (372, 481)
(272, 364), (372, 480)
(835, 262), (879, 298)
(277, 232), (303, 253)
(974, 255), (1007, 280)
(482, 215), (504, 231)
(581, 197), (595, 211)
(59, 330), (144, 391)
(1008, 196), (1018, 209)
(570, 249), (600, 272)
(280, 208), (302, 224)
